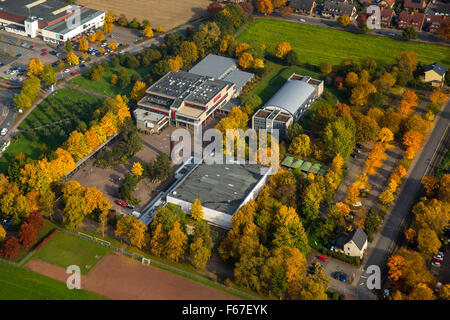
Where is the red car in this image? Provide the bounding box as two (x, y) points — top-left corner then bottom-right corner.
(30, 45), (36, 49)
(317, 256), (328, 262)
(41, 52), (48, 56)
(71, 71), (79, 76)
(117, 200), (128, 207)
(41, 48), (47, 52)
(433, 258), (443, 263)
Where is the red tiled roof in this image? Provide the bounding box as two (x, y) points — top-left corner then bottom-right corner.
(403, 0), (425, 9)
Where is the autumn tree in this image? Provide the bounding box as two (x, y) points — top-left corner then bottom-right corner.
(131, 162), (144, 176)
(396, 51), (417, 85)
(238, 52), (254, 69)
(189, 221), (212, 270)
(337, 14), (351, 27)
(79, 38), (89, 52)
(350, 79), (377, 107)
(320, 61), (332, 75)
(190, 198), (204, 221)
(165, 221), (187, 262)
(378, 127), (394, 145)
(18, 222), (37, 248)
(41, 63), (57, 86)
(168, 55), (183, 72)
(417, 227), (441, 257)
(430, 88), (447, 105)
(296, 262), (329, 300)
(27, 58), (43, 77)
(288, 134), (311, 158)
(67, 51), (79, 65)
(402, 130), (423, 159)
(275, 41), (291, 60)
(0, 237), (20, 258)
(387, 254), (406, 281)
(95, 30), (105, 42)
(150, 223), (166, 256)
(207, 2), (223, 14)
(142, 26), (154, 38)
(179, 41), (198, 66)
(255, 0), (273, 15)
(0, 225), (6, 242)
(345, 72), (359, 88)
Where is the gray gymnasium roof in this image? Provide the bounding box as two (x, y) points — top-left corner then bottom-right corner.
(169, 163), (267, 215)
(189, 54), (236, 79)
(263, 80), (316, 117)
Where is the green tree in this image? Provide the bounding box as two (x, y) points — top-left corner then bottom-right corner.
(323, 116), (356, 160)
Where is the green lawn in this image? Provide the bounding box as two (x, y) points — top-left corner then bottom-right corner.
(33, 232), (111, 275)
(0, 262), (106, 300)
(239, 19), (450, 67)
(69, 65), (152, 97)
(0, 89), (103, 173)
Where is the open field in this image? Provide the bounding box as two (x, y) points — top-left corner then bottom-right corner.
(33, 232), (110, 275)
(0, 89), (103, 173)
(26, 252), (239, 300)
(239, 19), (450, 67)
(69, 66), (151, 97)
(77, 0), (210, 31)
(0, 262), (105, 300)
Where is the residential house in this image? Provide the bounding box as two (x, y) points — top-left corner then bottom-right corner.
(381, 8), (395, 26)
(403, 0), (426, 10)
(289, 0), (317, 14)
(422, 62), (448, 86)
(322, 1), (357, 20)
(398, 11), (426, 31)
(433, 3), (450, 16)
(335, 227), (368, 259)
(428, 15), (450, 32)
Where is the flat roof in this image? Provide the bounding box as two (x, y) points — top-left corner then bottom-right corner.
(281, 156), (294, 167)
(169, 163), (268, 215)
(147, 71), (231, 106)
(134, 108), (166, 122)
(44, 8), (104, 35)
(189, 54), (237, 80)
(222, 69), (254, 92)
(291, 159), (304, 169)
(0, 0), (74, 24)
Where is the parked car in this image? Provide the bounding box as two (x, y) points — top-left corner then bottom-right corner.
(117, 200), (128, 207)
(50, 50), (57, 55)
(433, 257), (443, 263)
(339, 273), (347, 282)
(41, 52), (48, 56)
(63, 68), (70, 73)
(131, 211), (141, 218)
(41, 48), (47, 52)
(71, 71), (79, 76)
(351, 153), (358, 159)
(1, 128), (8, 136)
(432, 261), (441, 267)
(126, 203), (134, 209)
(16, 53), (22, 57)
(30, 44), (36, 49)
(353, 202), (362, 207)
(317, 255), (328, 262)
(356, 143), (363, 149)
(300, 18), (306, 22)
(333, 272), (341, 279)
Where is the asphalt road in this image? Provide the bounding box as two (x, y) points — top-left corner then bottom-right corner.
(353, 98), (450, 299)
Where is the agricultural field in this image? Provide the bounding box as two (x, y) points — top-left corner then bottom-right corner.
(68, 66), (150, 97)
(33, 232), (111, 275)
(77, 0), (210, 31)
(0, 89), (103, 173)
(0, 262), (105, 300)
(239, 19), (450, 67)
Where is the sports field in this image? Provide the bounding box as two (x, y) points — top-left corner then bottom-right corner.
(77, 0), (210, 31)
(239, 19), (450, 67)
(33, 232), (110, 275)
(0, 262), (105, 300)
(26, 253), (239, 300)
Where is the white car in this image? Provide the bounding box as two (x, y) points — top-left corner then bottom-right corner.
(131, 211), (141, 218)
(1, 128), (8, 136)
(353, 202), (362, 207)
(435, 253), (444, 259)
(64, 69), (70, 73)
(300, 19), (306, 22)
(432, 261), (441, 267)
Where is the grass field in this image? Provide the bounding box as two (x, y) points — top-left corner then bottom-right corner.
(239, 19), (450, 67)
(33, 232), (110, 275)
(69, 66), (151, 97)
(0, 262), (106, 300)
(77, 0), (210, 31)
(0, 89), (103, 173)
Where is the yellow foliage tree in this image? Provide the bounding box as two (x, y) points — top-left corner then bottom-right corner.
(27, 58), (43, 77)
(132, 162), (143, 176)
(130, 80), (147, 101)
(275, 41), (291, 60)
(190, 198), (204, 221)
